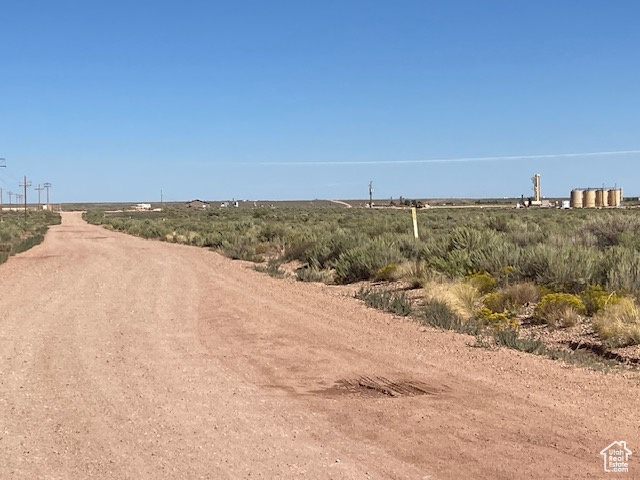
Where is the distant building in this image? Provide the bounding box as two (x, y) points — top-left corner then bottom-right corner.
(186, 199), (209, 209)
(133, 203), (151, 211)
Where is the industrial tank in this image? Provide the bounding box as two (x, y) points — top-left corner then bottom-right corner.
(570, 189), (584, 208)
(608, 189), (622, 207)
(583, 189), (596, 208)
(596, 189), (611, 208)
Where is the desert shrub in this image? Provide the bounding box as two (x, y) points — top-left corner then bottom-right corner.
(502, 282), (539, 309)
(375, 263), (401, 282)
(593, 298), (640, 347)
(420, 299), (475, 333)
(546, 305), (582, 328)
(332, 239), (403, 284)
(534, 293), (586, 327)
(482, 283), (537, 315)
(355, 288), (412, 316)
(465, 271), (497, 294)
(14, 235), (45, 254)
(422, 281), (478, 320)
(602, 247), (640, 294)
(483, 292), (509, 313)
(452, 283), (481, 315)
(475, 307), (519, 330)
(521, 245), (603, 292)
(581, 285), (620, 315)
(254, 259), (285, 278)
(584, 214), (640, 249)
(221, 240), (263, 262)
(400, 260), (445, 289)
(468, 242), (521, 276)
(491, 329), (546, 354)
(283, 240), (316, 262)
(295, 266), (334, 283)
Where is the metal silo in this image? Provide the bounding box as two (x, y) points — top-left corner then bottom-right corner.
(570, 189), (584, 208)
(583, 189), (596, 208)
(595, 189), (605, 208)
(609, 188), (623, 207)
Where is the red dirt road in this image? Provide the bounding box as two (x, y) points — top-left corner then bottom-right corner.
(1, 212), (638, 479)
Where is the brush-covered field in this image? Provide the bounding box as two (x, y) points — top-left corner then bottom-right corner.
(0, 210), (61, 265)
(85, 206), (640, 367)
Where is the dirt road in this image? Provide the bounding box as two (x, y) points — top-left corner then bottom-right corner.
(0, 212), (638, 479)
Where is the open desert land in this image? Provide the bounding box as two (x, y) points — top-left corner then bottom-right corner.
(0, 212), (638, 479)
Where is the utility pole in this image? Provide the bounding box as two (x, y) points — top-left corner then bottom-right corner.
(160, 189), (164, 211)
(35, 184), (44, 210)
(20, 176), (32, 220)
(7, 191), (13, 207)
(43, 183), (52, 211)
(368, 181), (374, 208)
(0, 159), (5, 217)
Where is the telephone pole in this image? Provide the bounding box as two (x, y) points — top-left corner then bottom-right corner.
(35, 184), (44, 210)
(20, 176), (32, 219)
(160, 189), (164, 211)
(43, 183), (52, 211)
(7, 191), (13, 207)
(368, 181), (374, 208)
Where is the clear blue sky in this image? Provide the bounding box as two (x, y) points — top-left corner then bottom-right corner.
(1, 1), (639, 202)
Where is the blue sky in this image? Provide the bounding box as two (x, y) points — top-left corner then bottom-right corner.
(1, 1), (639, 202)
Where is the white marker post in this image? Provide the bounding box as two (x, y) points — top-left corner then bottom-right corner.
(411, 207), (419, 240)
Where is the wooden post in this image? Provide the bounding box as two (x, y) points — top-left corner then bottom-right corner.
(411, 207), (419, 240)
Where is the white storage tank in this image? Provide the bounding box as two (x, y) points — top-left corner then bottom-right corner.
(570, 189), (584, 208)
(583, 189), (597, 208)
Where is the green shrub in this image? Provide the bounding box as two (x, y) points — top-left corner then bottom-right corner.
(254, 259), (285, 278)
(332, 239), (403, 284)
(420, 299), (475, 333)
(475, 307), (519, 330)
(296, 266), (334, 283)
(375, 263), (400, 282)
(534, 293), (586, 328)
(482, 283), (537, 316)
(581, 285), (620, 315)
(465, 271), (497, 294)
(355, 288), (412, 316)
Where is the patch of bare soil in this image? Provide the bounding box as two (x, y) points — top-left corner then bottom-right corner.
(0, 212), (638, 479)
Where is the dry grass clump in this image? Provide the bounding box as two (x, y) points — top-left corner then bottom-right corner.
(397, 260), (446, 289)
(543, 305), (581, 328)
(593, 298), (640, 347)
(421, 281), (480, 320)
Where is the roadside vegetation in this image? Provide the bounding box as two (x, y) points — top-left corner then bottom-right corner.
(0, 210), (61, 264)
(84, 206), (640, 369)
